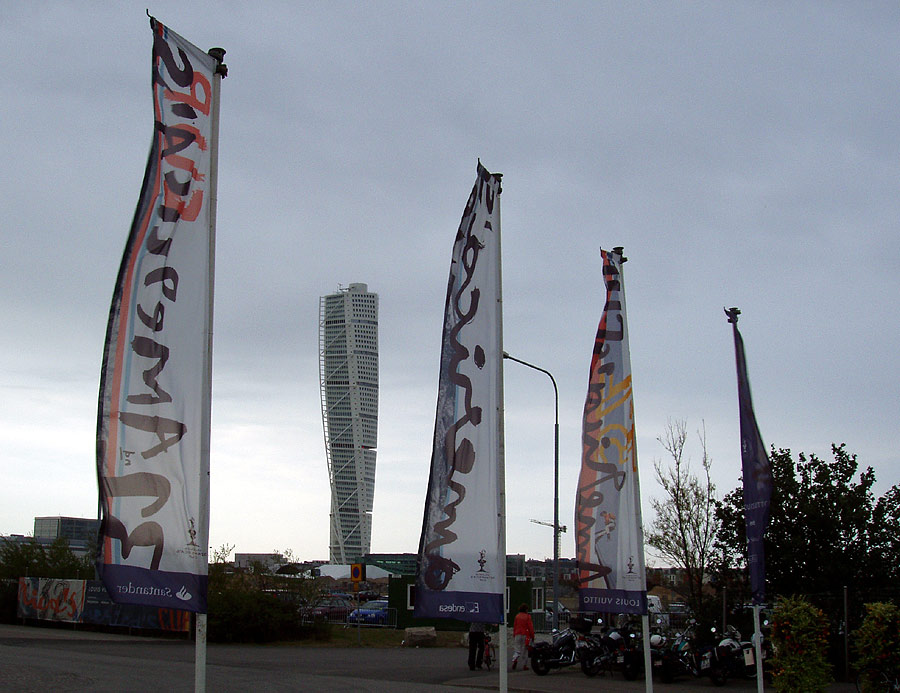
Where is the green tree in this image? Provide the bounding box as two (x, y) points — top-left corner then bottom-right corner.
(0, 537), (47, 579)
(0, 536), (93, 580)
(716, 444), (899, 606)
(646, 419), (720, 630)
(44, 537), (90, 579)
(867, 486), (900, 588)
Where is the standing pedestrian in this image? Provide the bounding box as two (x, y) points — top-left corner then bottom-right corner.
(511, 603), (534, 670)
(468, 621), (486, 670)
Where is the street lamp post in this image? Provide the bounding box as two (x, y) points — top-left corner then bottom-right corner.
(502, 351), (561, 631)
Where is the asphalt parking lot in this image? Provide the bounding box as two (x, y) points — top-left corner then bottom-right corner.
(0, 623), (857, 692)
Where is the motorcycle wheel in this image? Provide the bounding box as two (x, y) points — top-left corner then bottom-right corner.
(710, 666), (729, 687)
(581, 656), (602, 677)
(530, 652), (550, 676)
(623, 659), (640, 681)
(659, 660), (675, 684)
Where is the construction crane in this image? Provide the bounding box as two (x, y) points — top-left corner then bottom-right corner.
(530, 519), (566, 532)
(530, 519), (567, 555)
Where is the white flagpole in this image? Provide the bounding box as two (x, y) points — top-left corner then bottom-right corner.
(753, 604), (764, 693)
(613, 251), (653, 693)
(642, 614), (654, 692)
(494, 174), (508, 693)
(195, 613), (207, 693)
(195, 45), (226, 693)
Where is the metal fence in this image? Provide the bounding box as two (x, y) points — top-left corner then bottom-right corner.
(346, 607), (398, 629)
(532, 609), (694, 636)
(532, 610), (572, 633)
(300, 607), (398, 629)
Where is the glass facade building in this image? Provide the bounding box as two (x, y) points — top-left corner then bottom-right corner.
(34, 516), (99, 543)
(319, 283), (378, 564)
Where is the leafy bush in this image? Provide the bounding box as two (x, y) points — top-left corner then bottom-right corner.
(853, 602), (900, 690)
(0, 579), (18, 624)
(208, 583), (305, 643)
(770, 595), (832, 692)
(206, 553), (328, 643)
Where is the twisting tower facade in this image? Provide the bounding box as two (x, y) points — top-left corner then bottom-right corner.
(318, 283), (378, 563)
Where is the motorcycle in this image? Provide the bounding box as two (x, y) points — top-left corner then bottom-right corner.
(606, 619), (644, 680)
(577, 618), (622, 677)
(529, 615), (600, 676)
(656, 621), (730, 686)
(718, 625), (760, 679)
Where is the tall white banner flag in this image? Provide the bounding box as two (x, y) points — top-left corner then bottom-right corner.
(575, 248), (648, 615)
(96, 17), (220, 613)
(415, 162), (504, 623)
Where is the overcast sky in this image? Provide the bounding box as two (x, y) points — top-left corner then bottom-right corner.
(2, 2), (898, 565)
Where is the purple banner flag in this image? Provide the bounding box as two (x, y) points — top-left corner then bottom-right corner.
(726, 308), (772, 605)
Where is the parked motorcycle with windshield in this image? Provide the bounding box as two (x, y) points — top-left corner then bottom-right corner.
(604, 617), (644, 680)
(654, 620), (731, 686)
(717, 625), (761, 679)
(720, 621), (774, 680)
(577, 618), (625, 677)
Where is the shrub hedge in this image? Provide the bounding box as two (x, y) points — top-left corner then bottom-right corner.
(770, 595), (832, 692)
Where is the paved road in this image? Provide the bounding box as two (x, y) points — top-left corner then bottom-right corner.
(0, 624), (858, 692)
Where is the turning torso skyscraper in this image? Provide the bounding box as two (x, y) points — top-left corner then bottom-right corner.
(318, 283), (378, 564)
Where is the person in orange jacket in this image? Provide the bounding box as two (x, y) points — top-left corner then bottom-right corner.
(511, 603), (534, 670)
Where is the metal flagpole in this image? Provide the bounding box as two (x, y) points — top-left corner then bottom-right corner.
(753, 604), (764, 692)
(642, 614), (653, 693)
(494, 174), (508, 693)
(196, 45), (227, 693)
(494, 173), (509, 693)
(617, 248), (653, 693)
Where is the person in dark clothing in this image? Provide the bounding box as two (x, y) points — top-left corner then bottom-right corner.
(468, 621), (486, 670)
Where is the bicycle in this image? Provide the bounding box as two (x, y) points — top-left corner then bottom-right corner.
(483, 633), (494, 670)
(855, 666), (900, 692)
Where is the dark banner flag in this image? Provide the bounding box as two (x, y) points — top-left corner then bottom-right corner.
(414, 162), (504, 624)
(575, 248), (647, 615)
(726, 308), (772, 605)
(96, 18), (222, 614)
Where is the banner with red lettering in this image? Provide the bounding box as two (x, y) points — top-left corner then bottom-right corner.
(18, 578), (190, 631)
(575, 248), (648, 615)
(18, 578), (86, 623)
(96, 18), (217, 613)
(414, 162), (504, 623)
